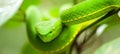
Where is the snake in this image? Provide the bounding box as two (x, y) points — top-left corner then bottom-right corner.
(26, 0), (120, 54)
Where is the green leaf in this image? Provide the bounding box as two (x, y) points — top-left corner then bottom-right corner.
(94, 37), (120, 54)
(2, 10), (24, 29)
(0, 0), (23, 27)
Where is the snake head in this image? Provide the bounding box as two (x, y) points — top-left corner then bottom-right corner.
(35, 18), (62, 42)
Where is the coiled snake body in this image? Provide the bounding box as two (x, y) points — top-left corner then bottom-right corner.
(26, 0), (120, 54)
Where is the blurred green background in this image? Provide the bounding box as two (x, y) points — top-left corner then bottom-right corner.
(0, 0), (120, 54)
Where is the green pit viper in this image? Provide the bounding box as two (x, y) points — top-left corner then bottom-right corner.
(26, 0), (120, 54)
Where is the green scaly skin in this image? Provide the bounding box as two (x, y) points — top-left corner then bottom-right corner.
(61, 0), (120, 25)
(26, 0), (120, 54)
(35, 18), (62, 42)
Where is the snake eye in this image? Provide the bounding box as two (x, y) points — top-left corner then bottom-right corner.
(49, 31), (52, 33)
